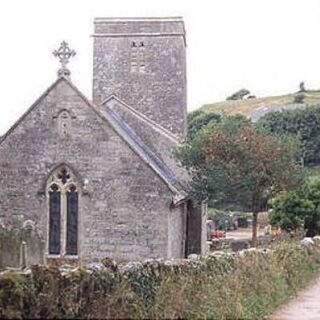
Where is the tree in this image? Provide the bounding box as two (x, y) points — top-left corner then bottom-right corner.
(269, 177), (320, 236)
(257, 105), (320, 167)
(187, 110), (204, 123)
(226, 88), (250, 101)
(176, 116), (304, 244)
(301, 177), (320, 236)
(187, 111), (221, 139)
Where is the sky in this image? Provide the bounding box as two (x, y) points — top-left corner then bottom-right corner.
(0, 0), (320, 134)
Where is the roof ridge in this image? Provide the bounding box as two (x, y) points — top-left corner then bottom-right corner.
(104, 107), (185, 194)
(102, 94), (181, 143)
(94, 17), (183, 22)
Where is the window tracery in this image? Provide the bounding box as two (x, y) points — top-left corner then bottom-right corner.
(47, 166), (79, 256)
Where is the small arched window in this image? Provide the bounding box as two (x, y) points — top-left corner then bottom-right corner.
(47, 166), (79, 256)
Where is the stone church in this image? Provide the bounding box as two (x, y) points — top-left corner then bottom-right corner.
(0, 17), (206, 266)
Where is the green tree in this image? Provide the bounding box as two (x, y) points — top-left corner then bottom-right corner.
(187, 111), (221, 139)
(226, 88), (251, 100)
(269, 178), (320, 236)
(187, 110), (204, 123)
(257, 105), (320, 167)
(176, 116), (304, 244)
(302, 177), (320, 236)
(269, 192), (314, 233)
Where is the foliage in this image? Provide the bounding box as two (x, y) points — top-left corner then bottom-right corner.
(187, 111), (221, 139)
(270, 177), (320, 236)
(226, 88), (251, 101)
(207, 207), (230, 221)
(257, 104), (320, 167)
(207, 208), (235, 230)
(187, 110), (204, 123)
(299, 81), (306, 92)
(1, 242), (320, 319)
(177, 116), (303, 241)
(269, 192), (314, 232)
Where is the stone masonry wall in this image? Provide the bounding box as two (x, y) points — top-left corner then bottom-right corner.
(92, 18), (187, 138)
(0, 78), (183, 265)
(168, 203), (186, 259)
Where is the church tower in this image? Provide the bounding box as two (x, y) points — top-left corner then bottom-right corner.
(92, 17), (187, 138)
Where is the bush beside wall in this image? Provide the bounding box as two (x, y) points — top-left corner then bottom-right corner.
(1, 242), (320, 319)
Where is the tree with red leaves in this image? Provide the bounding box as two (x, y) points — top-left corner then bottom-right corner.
(176, 116), (304, 244)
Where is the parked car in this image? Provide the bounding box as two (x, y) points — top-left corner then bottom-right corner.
(211, 229), (226, 239)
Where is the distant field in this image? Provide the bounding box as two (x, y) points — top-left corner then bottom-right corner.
(200, 90), (320, 120)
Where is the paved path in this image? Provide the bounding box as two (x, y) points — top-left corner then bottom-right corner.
(271, 277), (320, 320)
(226, 228), (263, 240)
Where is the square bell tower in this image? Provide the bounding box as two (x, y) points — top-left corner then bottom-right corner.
(92, 17), (187, 138)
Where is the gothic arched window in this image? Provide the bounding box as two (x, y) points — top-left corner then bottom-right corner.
(48, 183), (61, 254)
(47, 166), (79, 256)
(66, 185), (78, 255)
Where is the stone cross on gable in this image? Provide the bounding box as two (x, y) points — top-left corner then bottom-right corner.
(53, 41), (76, 77)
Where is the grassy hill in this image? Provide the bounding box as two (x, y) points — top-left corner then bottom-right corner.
(201, 90), (320, 121)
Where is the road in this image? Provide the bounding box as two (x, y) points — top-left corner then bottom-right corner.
(270, 277), (320, 320)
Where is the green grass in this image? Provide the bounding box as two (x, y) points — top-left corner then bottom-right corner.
(200, 90), (320, 116)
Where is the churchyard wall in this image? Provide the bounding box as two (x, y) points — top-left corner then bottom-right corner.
(1, 240), (320, 319)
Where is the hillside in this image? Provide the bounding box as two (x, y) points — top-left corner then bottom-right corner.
(201, 90), (320, 121)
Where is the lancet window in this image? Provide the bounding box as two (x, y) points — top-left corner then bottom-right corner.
(47, 166), (79, 256)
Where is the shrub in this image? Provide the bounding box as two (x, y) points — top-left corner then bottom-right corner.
(269, 192), (314, 232)
(1, 242), (320, 319)
(270, 177), (320, 236)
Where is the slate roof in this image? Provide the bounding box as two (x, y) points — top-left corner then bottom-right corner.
(101, 95), (189, 183)
(102, 106), (187, 196)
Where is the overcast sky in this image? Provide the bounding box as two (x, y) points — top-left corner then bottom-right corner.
(0, 0), (319, 134)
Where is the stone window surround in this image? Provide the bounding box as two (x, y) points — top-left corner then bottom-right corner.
(46, 166), (80, 259)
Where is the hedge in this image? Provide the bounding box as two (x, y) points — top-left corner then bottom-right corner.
(1, 241), (320, 319)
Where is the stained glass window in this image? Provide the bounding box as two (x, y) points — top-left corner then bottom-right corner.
(47, 166), (79, 257)
(66, 185), (78, 255)
(48, 183), (61, 254)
